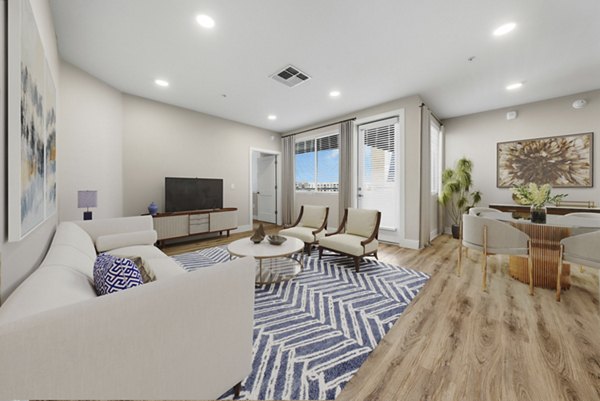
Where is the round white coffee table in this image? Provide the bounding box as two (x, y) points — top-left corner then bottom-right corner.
(227, 236), (304, 285)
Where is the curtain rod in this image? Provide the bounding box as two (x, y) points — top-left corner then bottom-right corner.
(420, 103), (443, 126)
(282, 117), (357, 138)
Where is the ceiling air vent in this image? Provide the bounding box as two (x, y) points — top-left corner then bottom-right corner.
(270, 65), (311, 88)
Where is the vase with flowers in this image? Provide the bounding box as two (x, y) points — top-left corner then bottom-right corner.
(511, 183), (567, 224)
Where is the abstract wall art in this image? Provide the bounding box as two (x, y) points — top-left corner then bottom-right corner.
(497, 132), (593, 188)
(8, 0), (57, 241)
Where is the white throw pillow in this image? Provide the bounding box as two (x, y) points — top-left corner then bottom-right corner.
(96, 230), (158, 252)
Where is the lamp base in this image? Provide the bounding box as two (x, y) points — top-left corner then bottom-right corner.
(83, 211), (92, 220)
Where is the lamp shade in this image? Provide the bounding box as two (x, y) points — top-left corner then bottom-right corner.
(78, 190), (98, 209)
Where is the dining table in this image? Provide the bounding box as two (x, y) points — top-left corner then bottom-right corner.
(479, 212), (600, 289)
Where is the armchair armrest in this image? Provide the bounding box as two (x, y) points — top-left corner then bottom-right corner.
(284, 206), (304, 229)
(326, 208), (348, 236)
(360, 211), (382, 248)
(311, 207), (330, 235)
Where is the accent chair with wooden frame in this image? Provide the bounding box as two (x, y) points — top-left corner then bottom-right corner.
(556, 230), (600, 302)
(458, 214), (534, 294)
(318, 208), (381, 272)
(279, 205), (329, 254)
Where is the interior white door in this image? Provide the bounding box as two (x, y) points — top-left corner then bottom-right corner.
(358, 117), (399, 243)
(257, 155), (277, 223)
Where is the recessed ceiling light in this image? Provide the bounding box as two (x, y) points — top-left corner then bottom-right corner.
(268, 115), (277, 120)
(329, 90), (341, 97)
(154, 79), (169, 87)
(493, 22), (516, 36)
(196, 14), (215, 29)
(506, 82), (523, 91)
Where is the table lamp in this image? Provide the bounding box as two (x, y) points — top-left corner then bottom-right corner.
(78, 190), (97, 220)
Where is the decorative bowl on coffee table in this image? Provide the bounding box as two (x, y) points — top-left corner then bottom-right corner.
(268, 235), (287, 246)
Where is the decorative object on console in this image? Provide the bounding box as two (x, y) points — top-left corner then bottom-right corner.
(147, 201), (158, 216)
(497, 132), (593, 188)
(438, 157), (482, 238)
(93, 254), (143, 296)
(511, 183), (567, 224)
(78, 190), (97, 220)
(7, 0), (58, 241)
(250, 223), (266, 243)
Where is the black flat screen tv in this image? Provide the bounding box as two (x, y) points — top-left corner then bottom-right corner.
(165, 177), (223, 212)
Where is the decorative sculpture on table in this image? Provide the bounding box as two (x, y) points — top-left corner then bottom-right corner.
(250, 223), (266, 243)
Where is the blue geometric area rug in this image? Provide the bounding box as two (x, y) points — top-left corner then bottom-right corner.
(172, 247), (430, 400)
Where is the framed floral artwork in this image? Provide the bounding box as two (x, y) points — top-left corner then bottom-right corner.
(497, 132), (593, 188)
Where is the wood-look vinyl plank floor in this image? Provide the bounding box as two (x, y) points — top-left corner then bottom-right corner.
(163, 230), (600, 401)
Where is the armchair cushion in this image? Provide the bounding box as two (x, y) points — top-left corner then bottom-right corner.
(319, 234), (378, 257)
(279, 226), (326, 244)
(345, 208), (379, 238)
(300, 205), (328, 228)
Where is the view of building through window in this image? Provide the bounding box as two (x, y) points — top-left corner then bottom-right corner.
(295, 134), (339, 192)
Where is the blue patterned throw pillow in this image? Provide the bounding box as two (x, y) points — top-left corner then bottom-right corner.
(93, 253), (144, 296)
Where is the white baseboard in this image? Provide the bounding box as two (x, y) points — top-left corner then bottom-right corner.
(380, 238), (420, 250)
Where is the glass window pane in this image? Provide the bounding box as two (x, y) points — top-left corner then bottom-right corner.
(316, 134), (339, 192)
(295, 140), (315, 191)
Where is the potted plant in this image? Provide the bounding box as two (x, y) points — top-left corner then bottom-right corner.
(511, 183), (567, 224)
(439, 157), (482, 238)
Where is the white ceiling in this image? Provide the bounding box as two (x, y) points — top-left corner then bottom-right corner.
(50, 0), (600, 133)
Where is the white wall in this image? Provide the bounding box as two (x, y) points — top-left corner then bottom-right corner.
(444, 89), (600, 220)
(58, 61), (124, 222)
(1, 0), (60, 301)
(122, 95), (280, 230)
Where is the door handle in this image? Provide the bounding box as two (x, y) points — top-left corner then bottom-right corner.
(358, 194), (363, 198)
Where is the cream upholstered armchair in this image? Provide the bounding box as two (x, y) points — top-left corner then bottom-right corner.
(556, 230), (600, 302)
(279, 205), (329, 254)
(318, 208), (381, 272)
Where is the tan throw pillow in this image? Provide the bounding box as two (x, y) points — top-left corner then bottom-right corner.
(125, 256), (156, 283)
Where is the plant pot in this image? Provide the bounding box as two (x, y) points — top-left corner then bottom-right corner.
(530, 204), (547, 224)
(451, 224), (460, 239)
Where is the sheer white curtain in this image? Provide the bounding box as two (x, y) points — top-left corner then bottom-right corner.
(338, 121), (353, 223)
(281, 135), (295, 226)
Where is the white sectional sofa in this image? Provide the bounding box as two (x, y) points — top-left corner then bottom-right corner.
(0, 216), (255, 400)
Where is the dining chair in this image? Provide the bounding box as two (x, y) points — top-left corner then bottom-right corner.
(468, 207), (501, 216)
(563, 212), (600, 219)
(458, 214), (533, 294)
(561, 213), (600, 272)
(279, 205), (329, 254)
(556, 230), (600, 302)
(318, 208), (381, 272)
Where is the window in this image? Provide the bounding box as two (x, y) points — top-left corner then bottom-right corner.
(295, 133), (339, 192)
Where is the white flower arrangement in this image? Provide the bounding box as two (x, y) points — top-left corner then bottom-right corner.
(511, 183), (567, 208)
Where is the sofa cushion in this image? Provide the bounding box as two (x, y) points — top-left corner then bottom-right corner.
(96, 230), (158, 252)
(41, 244), (96, 282)
(279, 226), (326, 243)
(319, 234), (378, 256)
(346, 208), (379, 238)
(107, 245), (186, 280)
(0, 266), (97, 325)
(93, 254), (144, 296)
